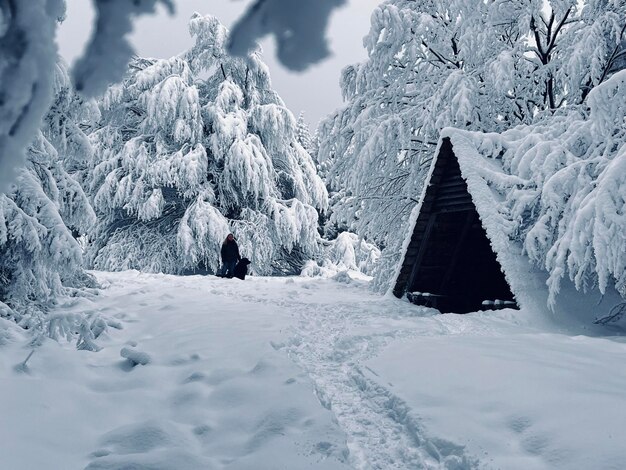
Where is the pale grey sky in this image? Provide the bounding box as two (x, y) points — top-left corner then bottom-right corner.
(57, 0), (381, 127)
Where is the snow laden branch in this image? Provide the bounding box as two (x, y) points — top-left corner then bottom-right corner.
(0, 0), (64, 192)
(463, 70), (626, 306)
(72, 0), (174, 97)
(1, 0), (342, 192)
(228, 0), (346, 71)
(0, 0), (178, 193)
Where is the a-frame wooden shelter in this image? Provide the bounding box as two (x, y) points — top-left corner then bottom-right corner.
(393, 137), (517, 313)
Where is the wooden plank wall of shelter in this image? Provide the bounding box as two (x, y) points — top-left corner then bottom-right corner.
(393, 137), (461, 298)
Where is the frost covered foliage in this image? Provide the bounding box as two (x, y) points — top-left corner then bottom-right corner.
(0, 0), (64, 193)
(301, 232), (381, 278)
(318, 0), (626, 291)
(228, 0), (346, 71)
(87, 14), (327, 276)
(0, 0), (345, 192)
(296, 112), (314, 155)
(463, 70), (626, 306)
(0, 61), (100, 348)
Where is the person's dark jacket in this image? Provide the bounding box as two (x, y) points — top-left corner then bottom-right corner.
(221, 240), (241, 263)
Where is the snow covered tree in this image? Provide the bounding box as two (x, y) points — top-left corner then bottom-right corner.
(318, 0), (626, 291)
(0, 0), (180, 192)
(296, 112), (314, 154)
(87, 14), (328, 276)
(453, 69), (626, 306)
(301, 231), (381, 278)
(1, 60), (101, 347)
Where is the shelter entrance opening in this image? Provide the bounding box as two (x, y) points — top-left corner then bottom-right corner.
(406, 209), (518, 313)
(394, 138), (519, 313)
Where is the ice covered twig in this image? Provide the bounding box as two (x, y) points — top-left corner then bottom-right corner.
(594, 303), (626, 325)
(13, 349), (35, 374)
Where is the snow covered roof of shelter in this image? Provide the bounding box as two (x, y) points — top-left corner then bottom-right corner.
(394, 72), (626, 321)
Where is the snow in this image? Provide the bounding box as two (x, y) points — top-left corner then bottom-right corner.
(3, 5), (622, 466)
(3, 271), (626, 469)
(120, 346), (152, 366)
(366, 332), (626, 470)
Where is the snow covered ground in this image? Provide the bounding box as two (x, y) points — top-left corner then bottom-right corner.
(2, 271), (626, 470)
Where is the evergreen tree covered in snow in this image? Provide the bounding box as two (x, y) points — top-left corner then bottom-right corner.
(0, 61), (100, 347)
(87, 14), (328, 275)
(318, 0), (626, 291)
(301, 231), (381, 278)
(295, 112), (314, 154)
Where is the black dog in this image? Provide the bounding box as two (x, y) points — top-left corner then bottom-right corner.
(233, 258), (251, 280)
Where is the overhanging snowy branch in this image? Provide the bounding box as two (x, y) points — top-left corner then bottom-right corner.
(72, 0), (174, 97)
(227, 0), (346, 71)
(0, 0), (63, 193)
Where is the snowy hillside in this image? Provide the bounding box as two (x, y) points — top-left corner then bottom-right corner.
(2, 272), (626, 469)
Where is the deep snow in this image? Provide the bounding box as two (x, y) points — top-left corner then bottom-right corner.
(2, 271), (626, 469)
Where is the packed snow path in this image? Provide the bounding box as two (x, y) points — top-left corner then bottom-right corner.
(158, 272), (477, 469)
(3, 271), (626, 470)
(270, 292), (476, 469)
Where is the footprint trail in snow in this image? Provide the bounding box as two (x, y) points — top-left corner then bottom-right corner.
(218, 278), (480, 469)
